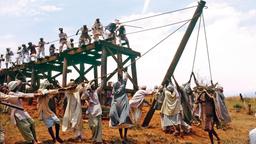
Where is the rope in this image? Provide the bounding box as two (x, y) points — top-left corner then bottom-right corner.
(121, 5), (197, 24)
(45, 5), (197, 45)
(90, 19), (191, 82)
(2, 5), (201, 86)
(47, 34), (78, 44)
(126, 19), (191, 35)
(191, 15), (202, 73)
(129, 21), (190, 66)
(202, 13), (213, 82)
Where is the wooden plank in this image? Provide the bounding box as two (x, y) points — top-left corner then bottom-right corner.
(106, 57), (130, 82)
(94, 66), (98, 87)
(62, 57), (68, 87)
(131, 57), (139, 90)
(101, 47), (107, 87)
(101, 41), (141, 57)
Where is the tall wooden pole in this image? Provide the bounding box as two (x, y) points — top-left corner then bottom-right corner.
(31, 66), (36, 90)
(162, 0), (206, 85)
(101, 47), (107, 87)
(142, 0), (206, 127)
(131, 56), (138, 90)
(117, 53), (123, 80)
(94, 65), (98, 87)
(80, 63), (85, 83)
(62, 57), (68, 87)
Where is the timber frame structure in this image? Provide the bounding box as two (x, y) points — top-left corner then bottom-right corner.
(0, 40), (141, 92)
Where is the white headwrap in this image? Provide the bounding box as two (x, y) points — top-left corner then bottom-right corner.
(40, 79), (51, 89)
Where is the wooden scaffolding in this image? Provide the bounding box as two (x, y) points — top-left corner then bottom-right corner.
(0, 40), (141, 92)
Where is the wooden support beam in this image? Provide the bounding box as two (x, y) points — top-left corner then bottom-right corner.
(66, 43), (95, 55)
(101, 47), (107, 87)
(84, 65), (94, 75)
(86, 51), (101, 59)
(48, 70), (52, 80)
(73, 64), (81, 74)
(62, 57), (68, 87)
(53, 72), (62, 79)
(105, 47), (124, 80)
(117, 53), (123, 80)
(106, 57), (130, 82)
(105, 47), (122, 68)
(131, 57), (139, 90)
(79, 63), (85, 83)
(68, 54), (101, 66)
(94, 65), (98, 87)
(31, 66), (36, 90)
(124, 71), (138, 90)
(100, 41), (141, 57)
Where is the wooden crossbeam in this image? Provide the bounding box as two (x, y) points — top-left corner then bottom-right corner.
(106, 57), (130, 82)
(100, 41), (141, 57)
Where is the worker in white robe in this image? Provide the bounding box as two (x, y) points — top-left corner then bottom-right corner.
(82, 81), (103, 143)
(129, 86), (153, 126)
(160, 84), (191, 135)
(62, 81), (84, 142)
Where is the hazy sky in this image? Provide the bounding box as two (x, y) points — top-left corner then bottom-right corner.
(0, 0), (256, 96)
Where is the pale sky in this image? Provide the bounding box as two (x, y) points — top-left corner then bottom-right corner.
(0, 0), (256, 96)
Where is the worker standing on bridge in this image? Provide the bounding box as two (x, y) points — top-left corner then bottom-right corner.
(16, 46), (23, 65)
(27, 42), (37, 62)
(49, 44), (56, 56)
(115, 21), (130, 49)
(5, 48), (14, 68)
(76, 25), (91, 46)
(105, 19), (118, 44)
(69, 38), (74, 49)
(21, 44), (29, 63)
(58, 28), (70, 53)
(92, 18), (104, 41)
(0, 54), (5, 69)
(37, 38), (48, 59)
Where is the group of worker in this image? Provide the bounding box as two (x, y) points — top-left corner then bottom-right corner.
(0, 72), (145, 144)
(0, 18), (130, 69)
(150, 77), (231, 144)
(0, 71), (231, 144)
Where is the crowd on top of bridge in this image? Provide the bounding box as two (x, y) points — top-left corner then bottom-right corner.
(0, 18), (130, 69)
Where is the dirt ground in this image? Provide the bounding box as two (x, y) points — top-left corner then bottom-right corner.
(2, 96), (256, 144)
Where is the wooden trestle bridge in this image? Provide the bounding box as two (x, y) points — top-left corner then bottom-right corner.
(0, 41), (141, 93)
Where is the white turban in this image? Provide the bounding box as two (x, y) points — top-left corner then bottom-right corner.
(40, 79), (51, 89)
